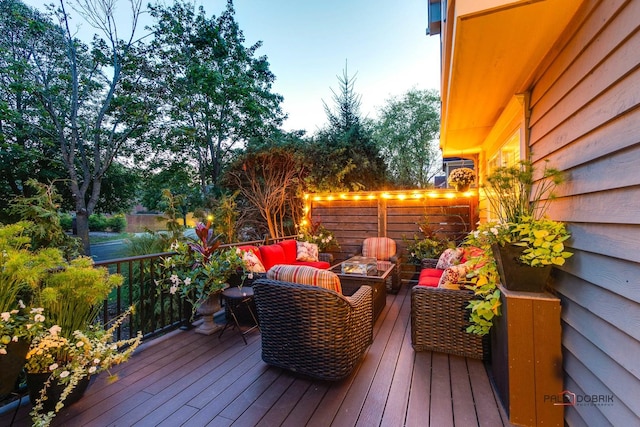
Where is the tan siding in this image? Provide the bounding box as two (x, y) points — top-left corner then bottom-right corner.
(530, 0), (624, 108)
(545, 108), (640, 172)
(561, 250), (640, 303)
(528, 1), (640, 424)
(561, 298), (640, 382)
(530, 0), (636, 126)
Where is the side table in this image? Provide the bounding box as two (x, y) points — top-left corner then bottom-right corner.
(219, 286), (259, 345)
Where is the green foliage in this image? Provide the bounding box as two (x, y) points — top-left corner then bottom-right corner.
(482, 162), (572, 268)
(59, 213), (73, 231)
(159, 221), (246, 320)
(373, 88), (441, 188)
(309, 65), (387, 191)
(0, 0), (157, 254)
(403, 235), (447, 264)
(148, 0), (285, 189)
(0, 1), (67, 220)
(298, 220), (339, 252)
(462, 229), (503, 336)
(209, 191), (241, 243)
(9, 180), (81, 259)
(0, 222), (64, 353)
(88, 214), (108, 232)
(125, 233), (167, 257)
(484, 160), (565, 222)
(106, 214), (127, 233)
(40, 256), (123, 339)
(511, 216), (573, 267)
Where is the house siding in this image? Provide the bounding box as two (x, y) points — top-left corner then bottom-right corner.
(527, 0), (640, 425)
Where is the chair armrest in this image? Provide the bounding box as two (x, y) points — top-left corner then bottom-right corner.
(345, 285), (374, 347)
(421, 258), (439, 269)
(319, 252), (334, 264)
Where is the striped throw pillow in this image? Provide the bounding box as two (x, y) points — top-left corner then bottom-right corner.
(267, 265), (342, 294)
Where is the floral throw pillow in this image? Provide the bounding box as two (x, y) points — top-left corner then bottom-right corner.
(436, 248), (464, 270)
(242, 250), (266, 273)
(296, 241), (319, 262)
(437, 263), (469, 289)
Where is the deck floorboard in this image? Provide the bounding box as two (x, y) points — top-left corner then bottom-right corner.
(1, 283), (513, 427)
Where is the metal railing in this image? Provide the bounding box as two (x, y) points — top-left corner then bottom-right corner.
(93, 235), (299, 341)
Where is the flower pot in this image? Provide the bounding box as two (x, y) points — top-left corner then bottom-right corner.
(492, 244), (552, 293)
(455, 183), (470, 192)
(195, 291), (224, 335)
(27, 372), (91, 412)
(0, 338), (30, 396)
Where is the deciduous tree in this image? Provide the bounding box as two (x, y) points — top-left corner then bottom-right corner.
(373, 88), (441, 187)
(148, 0), (284, 194)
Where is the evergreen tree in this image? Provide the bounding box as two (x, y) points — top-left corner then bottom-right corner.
(309, 63), (387, 191)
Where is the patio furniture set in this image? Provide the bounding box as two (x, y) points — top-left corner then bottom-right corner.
(222, 236), (488, 381)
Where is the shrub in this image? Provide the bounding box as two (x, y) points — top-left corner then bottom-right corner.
(88, 213), (108, 231)
(59, 213), (73, 231)
(107, 214), (127, 233)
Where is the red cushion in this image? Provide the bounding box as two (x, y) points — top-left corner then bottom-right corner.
(277, 240), (298, 264)
(259, 244), (287, 271)
(417, 268), (443, 287)
(238, 245), (262, 264)
(420, 268), (444, 278)
(293, 260), (331, 269)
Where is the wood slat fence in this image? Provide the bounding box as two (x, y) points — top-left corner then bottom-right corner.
(306, 189), (479, 284)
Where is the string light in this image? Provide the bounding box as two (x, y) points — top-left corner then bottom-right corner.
(303, 189), (476, 201)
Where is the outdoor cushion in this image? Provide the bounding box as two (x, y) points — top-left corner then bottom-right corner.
(259, 244), (287, 271)
(437, 263), (469, 290)
(416, 270), (441, 287)
(266, 265), (342, 293)
(240, 248), (266, 273)
(362, 237), (396, 261)
(296, 241), (319, 262)
(436, 248), (464, 269)
(277, 239), (298, 264)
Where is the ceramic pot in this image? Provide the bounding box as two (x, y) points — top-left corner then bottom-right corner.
(27, 372), (91, 412)
(492, 243), (551, 293)
(0, 338), (30, 396)
(454, 183), (470, 192)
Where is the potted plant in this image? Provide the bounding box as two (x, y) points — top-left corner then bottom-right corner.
(0, 222), (63, 397)
(25, 307), (141, 425)
(298, 219), (340, 252)
(403, 234), (450, 266)
(18, 253), (140, 425)
(161, 220), (246, 335)
(448, 167), (475, 191)
(483, 160), (572, 292)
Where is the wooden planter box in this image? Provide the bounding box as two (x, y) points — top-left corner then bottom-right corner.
(491, 284), (564, 426)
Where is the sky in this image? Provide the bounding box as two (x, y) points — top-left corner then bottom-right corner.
(22, 0), (441, 134)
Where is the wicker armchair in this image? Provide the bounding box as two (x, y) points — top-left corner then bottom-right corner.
(411, 285), (490, 360)
(253, 278), (373, 381)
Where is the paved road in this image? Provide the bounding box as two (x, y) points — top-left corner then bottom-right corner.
(90, 240), (129, 262)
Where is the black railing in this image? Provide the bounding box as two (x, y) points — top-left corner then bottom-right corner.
(93, 235), (299, 341)
(94, 251), (185, 341)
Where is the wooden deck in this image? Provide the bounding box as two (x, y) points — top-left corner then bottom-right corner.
(2, 284), (513, 427)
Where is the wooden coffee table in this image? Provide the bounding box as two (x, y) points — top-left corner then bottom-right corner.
(330, 259), (393, 320)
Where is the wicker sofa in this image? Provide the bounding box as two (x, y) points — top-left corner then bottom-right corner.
(252, 278), (373, 381)
(410, 285), (490, 360)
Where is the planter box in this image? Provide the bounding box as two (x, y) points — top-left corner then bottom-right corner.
(491, 284), (563, 426)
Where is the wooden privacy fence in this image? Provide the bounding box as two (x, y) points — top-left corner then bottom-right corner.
(306, 189), (479, 284)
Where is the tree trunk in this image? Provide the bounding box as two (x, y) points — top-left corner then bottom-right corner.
(75, 208), (91, 256)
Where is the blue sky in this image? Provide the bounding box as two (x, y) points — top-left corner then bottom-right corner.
(23, 0), (441, 134)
